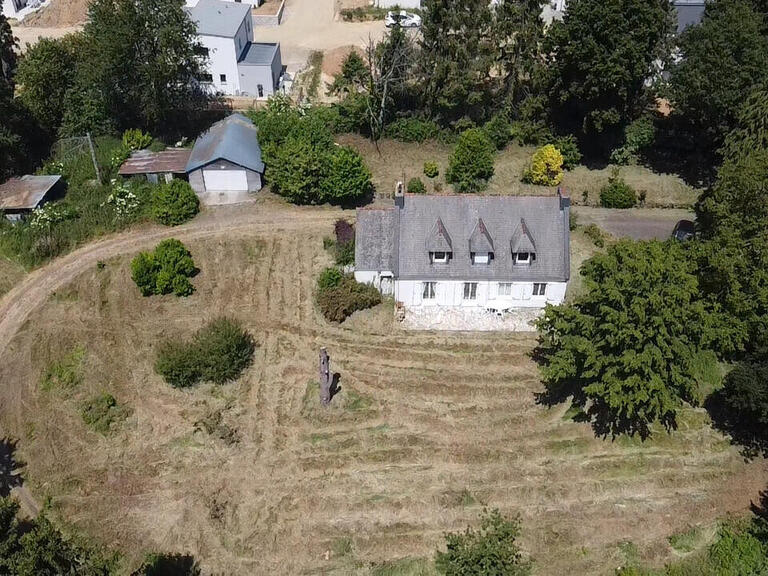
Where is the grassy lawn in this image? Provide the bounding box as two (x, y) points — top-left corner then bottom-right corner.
(338, 134), (699, 208)
(0, 202), (758, 576)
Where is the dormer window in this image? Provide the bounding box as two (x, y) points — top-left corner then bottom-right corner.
(472, 252), (493, 265)
(431, 251), (450, 264)
(510, 218), (537, 267)
(514, 252), (532, 265)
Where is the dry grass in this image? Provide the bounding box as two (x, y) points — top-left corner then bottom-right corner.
(338, 134), (699, 209)
(0, 257), (25, 298)
(0, 205), (763, 576)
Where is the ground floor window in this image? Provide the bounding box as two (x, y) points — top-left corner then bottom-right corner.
(498, 282), (512, 296)
(422, 282), (436, 299)
(199, 73), (213, 83)
(533, 283), (547, 296)
(463, 282), (478, 300)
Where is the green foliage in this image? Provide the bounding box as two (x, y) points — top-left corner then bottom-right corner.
(80, 392), (129, 434)
(155, 317), (255, 388)
(583, 224), (606, 248)
(610, 117), (655, 165)
(668, 0), (768, 166)
(483, 113), (513, 150)
(545, 0), (673, 152)
(320, 146), (373, 204)
(548, 135), (582, 170)
(316, 272), (381, 323)
(435, 508), (532, 576)
(423, 161), (439, 178)
(522, 144), (564, 186)
(536, 240), (726, 438)
(600, 171), (637, 208)
(131, 239), (196, 297)
(384, 118), (440, 142)
(305, 51), (324, 99)
(152, 180), (200, 226)
(122, 129), (153, 151)
(41, 345), (86, 392)
(329, 51), (369, 95)
(407, 177), (427, 194)
(721, 87), (768, 161)
(134, 553), (201, 576)
(446, 128), (495, 193)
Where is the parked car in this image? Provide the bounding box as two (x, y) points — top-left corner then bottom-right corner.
(385, 10), (422, 28)
(671, 219), (695, 241)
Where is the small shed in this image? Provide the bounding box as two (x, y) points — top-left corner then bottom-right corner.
(186, 114), (265, 205)
(0, 175), (65, 221)
(118, 148), (192, 184)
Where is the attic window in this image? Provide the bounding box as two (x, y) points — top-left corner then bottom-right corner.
(432, 251), (451, 264)
(514, 252), (534, 265)
(472, 252), (493, 265)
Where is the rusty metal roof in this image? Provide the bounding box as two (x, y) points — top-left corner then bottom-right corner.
(118, 148), (192, 176)
(0, 175), (62, 211)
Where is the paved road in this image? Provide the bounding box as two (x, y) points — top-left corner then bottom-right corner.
(573, 206), (694, 241)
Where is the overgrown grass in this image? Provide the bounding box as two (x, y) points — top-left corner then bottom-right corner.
(370, 557), (437, 576)
(41, 345), (86, 392)
(339, 6), (388, 21)
(306, 51), (324, 99)
(668, 524), (713, 554)
(80, 393), (130, 434)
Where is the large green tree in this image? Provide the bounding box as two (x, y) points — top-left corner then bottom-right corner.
(419, 0), (496, 125)
(720, 87), (768, 161)
(544, 0), (673, 153)
(667, 0), (768, 168)
(536, 240), (725, 438)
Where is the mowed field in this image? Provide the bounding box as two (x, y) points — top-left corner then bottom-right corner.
(0, 201), (764, 575)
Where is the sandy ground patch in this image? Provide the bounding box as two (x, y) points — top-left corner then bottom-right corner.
(10, 23), (81, 49)
(0, 200), (763, 576)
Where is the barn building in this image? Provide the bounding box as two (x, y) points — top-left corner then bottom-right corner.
(0, 175), (66, 222)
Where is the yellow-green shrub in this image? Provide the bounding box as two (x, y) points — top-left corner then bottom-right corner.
(523, 144), (564, 186)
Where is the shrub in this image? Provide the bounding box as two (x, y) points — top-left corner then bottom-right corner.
(435, 509), (532, 576)
(583, 223), (606, 247)
(122, 129), (153, 151)
(320, 146), (372, 204)
(720, 360), (768, 431)
(334, 240), (355, 266)
(610, 116), (655, 165)
(131, 238), (196, 297)
(407, 177), (426, 194)
(80, 393), (129, 434)
(152, 180), (200, 226)
(316, 273), (381, 323)
(446, 128), (496, 193)
(135, 553), (201, 576)
(483, 113), (513, 150)
(317, 267), (343, 291)
(423, 161), (439, 178)
(384, 117), (440, 142)
(549, 135), (582, 170)
(600, 171), (637, 208)
(522, 144), (564, 186)
(155, 317), (255, 388)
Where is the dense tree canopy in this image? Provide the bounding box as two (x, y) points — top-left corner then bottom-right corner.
(544, 0), (673, 153)
(667, 0), (768, 167)
(536, 240), (726, 438)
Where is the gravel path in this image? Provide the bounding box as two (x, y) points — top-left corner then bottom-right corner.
(573, 206), (694, 241)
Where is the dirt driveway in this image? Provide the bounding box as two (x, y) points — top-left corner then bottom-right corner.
(573, 206), (694, 241)
(255, 0), (386, 72)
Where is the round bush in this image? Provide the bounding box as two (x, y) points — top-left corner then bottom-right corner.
(155, 339), (202, 388)
(152, 180), (200, 226)
(316, 274), (382, 323)
(550, 135), (582, 170)
(131, 239), (196, 297)
(407, 177), (426, 194)
(522, 144), (564, 186)
(599, 175), (637, 208)
(483, 113), (512, 150)
(423, 161), (439, 179)
(195, 317), (256, 385)
(446, 128), (496, 193)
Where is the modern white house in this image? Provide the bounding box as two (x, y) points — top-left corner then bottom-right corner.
(1, 0), (25, 18)
(185, 113), (265, 205)
(186, 0), (282, 98)
(355, 191), (570, 311)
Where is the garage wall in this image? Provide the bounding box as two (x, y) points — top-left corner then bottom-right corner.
(188, 159), (263, 205)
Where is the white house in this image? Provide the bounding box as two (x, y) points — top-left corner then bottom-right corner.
(185, 113), (264, 205)
(355, 191), (571, 311)
(186, 0), (282, 98)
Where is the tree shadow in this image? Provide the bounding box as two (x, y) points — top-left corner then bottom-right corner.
(0, 437), (24, 498)
(133, 552), (201, 576)
(705, 390), (768, 460)
(330, 372), (342, 401)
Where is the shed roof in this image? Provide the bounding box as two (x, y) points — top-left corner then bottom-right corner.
(186, 113), (265, 174)
(118, 148), (192, 176)
(238, 42), (279, 66)
(186, 0), (250, 38)
(356, 194), (570, 282)
(0, 175), (62, 211)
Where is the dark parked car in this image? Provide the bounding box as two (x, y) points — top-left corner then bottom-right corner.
(672, 219), (695, 241)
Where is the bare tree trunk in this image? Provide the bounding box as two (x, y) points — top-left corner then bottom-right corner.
(319, 348), (331, 405)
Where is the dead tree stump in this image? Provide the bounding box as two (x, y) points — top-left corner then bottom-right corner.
(319, 347), (331, 405)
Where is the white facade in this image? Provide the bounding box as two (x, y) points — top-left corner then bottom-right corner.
(394, 280), (567, 309)
(197, 16), (252, 95)
(2, 0), (25, 18)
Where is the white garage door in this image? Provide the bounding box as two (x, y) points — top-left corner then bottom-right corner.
(203, 169), (248, 191)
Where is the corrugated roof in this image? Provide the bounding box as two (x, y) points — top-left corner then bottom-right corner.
(0, 175), (62, 211)
(356, 194), (570, 282)
(186, 113), (265, 174)
(118, 148), (192, 175)
(238, 42), (279, 66)
(186, 0), (250, 38)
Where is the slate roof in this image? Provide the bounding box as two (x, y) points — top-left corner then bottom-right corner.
(468, 218), (494, 253)
(238, 42), (279, 66)
(0, 175), (62, 211)
(186, 0), (250, 38)
(186, 113), (265, 174)
(426, 217), (452, 252)
(356, 194), (570, 282)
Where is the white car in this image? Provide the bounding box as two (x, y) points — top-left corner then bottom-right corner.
(385, 10), (422, 28)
